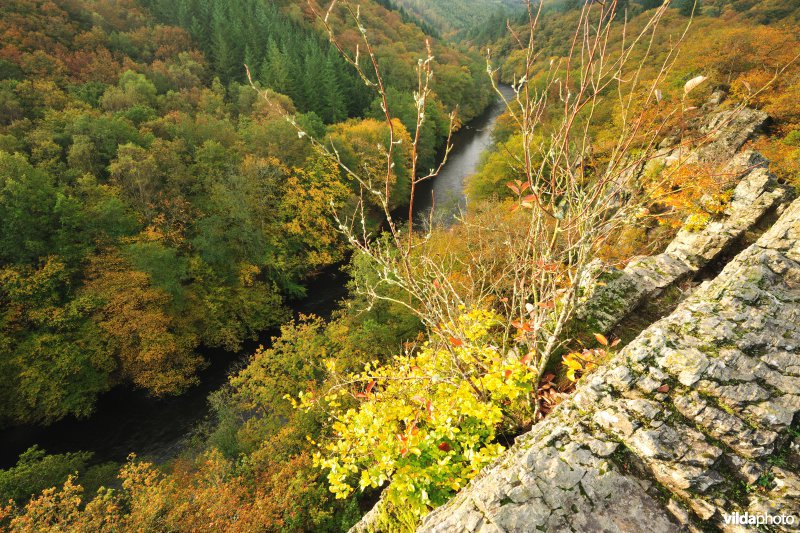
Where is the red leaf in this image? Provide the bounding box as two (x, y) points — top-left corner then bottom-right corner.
(536, 261), (560, 273)
(438, 442), (452, 452)
(448, 336), (463, 347)
(504, 369), (513, 380)
(657, 384), (670, 393)
(366, 380), (376, 394)
(506, 182), (520, 195)
(594, 333), (609, 346)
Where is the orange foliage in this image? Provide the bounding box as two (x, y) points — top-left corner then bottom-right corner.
(80, 252), (202, 396)
(4, 444), (346, 532)
(6, 477), (122, 532)
(0, 0), (202, 87)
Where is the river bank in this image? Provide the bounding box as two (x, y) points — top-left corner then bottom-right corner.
(0, 86), (513, 470)
(414, 84), (516, 225)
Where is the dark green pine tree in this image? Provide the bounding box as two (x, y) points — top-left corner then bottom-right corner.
(638, 0), (665, 9)
(615, 0), (631, 19)
(190, 0), (214, 52)
(260, 39), (290, 93)
(320, 51), (347, 123)
(301, 46), (325, 119)
(676, 0), (700, 17)
(211, 29), (235, 82)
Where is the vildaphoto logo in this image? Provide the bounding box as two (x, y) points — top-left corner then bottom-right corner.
(723, 512), (797, 527)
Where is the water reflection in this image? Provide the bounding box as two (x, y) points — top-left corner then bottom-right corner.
(414, 84), (515, 226)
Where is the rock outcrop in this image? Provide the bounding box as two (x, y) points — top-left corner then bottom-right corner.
(696, 107), (769, 164)
(420, 197), (800, 532)
(661, 106), (769, 167)
(349, 103), (797, 533)
(577, 150), (791, 334)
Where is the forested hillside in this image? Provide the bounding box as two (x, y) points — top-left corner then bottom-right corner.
(468, 0), (800, 248)
(140, 0), (370, 123)
(0, 0), (490, 427)
(388, 0), (523, 35)
(2, 1), (799, 532)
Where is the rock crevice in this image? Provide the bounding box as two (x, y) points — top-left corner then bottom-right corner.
(420, 197), (800, 532)
(577, 150), (791, 336)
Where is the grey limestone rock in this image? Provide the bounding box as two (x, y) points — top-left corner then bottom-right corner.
(576, 151), (791, 334)
(418, 197), (800, 533)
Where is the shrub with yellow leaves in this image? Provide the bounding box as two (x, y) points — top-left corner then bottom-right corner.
(293, 309), (536, 519)
(562, 333), (617, 382)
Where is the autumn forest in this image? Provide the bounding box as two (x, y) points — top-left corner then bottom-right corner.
(1, 0), (799, 531)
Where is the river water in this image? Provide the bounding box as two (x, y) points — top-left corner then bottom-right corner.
(414, 84), (515, 225)
(0, 86), (513, 469)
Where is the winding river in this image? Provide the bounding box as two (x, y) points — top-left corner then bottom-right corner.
(414, 84), (515, 225)
(0, 86), (513, 469)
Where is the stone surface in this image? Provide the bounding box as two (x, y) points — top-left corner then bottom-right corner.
(576, 151), (790, 333)
(696, 107), (769, 163)
(418, 197), (800, 533)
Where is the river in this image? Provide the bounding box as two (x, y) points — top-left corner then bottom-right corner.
(413, 84), (515, 225)
(0, 85), (513, 470)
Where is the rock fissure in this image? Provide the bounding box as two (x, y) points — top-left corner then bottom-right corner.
(419, 193), (800, 532)
(576, 149), (792, 340)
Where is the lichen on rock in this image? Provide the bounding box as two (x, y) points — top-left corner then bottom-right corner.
(418, 197), (800, 532)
